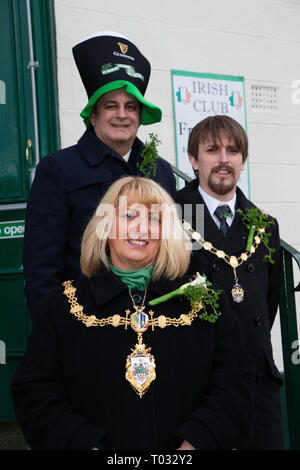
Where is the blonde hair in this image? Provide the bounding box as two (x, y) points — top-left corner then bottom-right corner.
(81, 176), (191, 280)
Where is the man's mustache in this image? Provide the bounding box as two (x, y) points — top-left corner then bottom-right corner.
(210, 165), (234, 175)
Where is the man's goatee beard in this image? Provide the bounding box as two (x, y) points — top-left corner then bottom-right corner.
(208, 172), (236, 196)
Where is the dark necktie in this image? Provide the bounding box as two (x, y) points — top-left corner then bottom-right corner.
(214, 205), (232, 237)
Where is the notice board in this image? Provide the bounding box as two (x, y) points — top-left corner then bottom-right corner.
(171, 70), (249, 195)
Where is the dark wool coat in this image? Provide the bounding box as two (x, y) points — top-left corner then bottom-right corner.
(23, 127), (176, 310)
(11, 271), (255, 450)
(174, 179), (283, 449)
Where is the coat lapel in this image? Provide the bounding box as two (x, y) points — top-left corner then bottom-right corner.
(179, 183), (223, 262)
(220, 187), (256, 255)
(179, 182), (253, 257)
(220, 210), (248, 255)
(88, 271), (186, 307)
(203, 202), (223, 246)
(188, 185), (247, 257)
(211, 187), (254, 255)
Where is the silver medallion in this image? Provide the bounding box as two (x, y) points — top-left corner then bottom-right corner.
(231, 284), (244, 303)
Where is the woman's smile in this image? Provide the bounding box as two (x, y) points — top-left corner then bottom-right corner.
(127, 239), (149, 246)
(108, 200), (161, 271)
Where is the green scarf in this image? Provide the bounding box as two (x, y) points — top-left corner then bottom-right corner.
(109, 263), (154, 291)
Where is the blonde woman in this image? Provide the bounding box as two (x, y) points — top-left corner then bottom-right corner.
(11, 177), (254, 450)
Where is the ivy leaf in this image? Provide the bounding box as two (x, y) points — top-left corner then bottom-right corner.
(137, 133), (160, 178)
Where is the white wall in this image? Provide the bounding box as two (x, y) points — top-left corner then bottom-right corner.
(54, 0), (300, 370)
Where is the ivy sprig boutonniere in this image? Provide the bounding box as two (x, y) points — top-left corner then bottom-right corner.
(149, 273), (222, 323)
(137, 133), (160, 178)
(237, 207), (276, 264)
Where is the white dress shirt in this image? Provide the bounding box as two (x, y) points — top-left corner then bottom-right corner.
(123, 149), (131, 162)
(198, 186), (236, 230)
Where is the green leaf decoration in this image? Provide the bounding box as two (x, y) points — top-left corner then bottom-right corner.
(149, 272), (222, 323)
(137, 133), (160, 178)
(237, 207), (276, 263)
(183, 283), (222, 323)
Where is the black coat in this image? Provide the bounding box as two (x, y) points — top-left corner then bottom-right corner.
(11, 271), (255, 450)
(23, 127), (176, 309)
(174, 180), (283, 449)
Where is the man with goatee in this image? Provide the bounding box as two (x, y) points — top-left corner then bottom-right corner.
(174, 115), (283, 449)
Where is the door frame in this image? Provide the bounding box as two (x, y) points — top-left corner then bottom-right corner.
(0, 0), (59, 421)
(0, 0), (59, 206)
(30, 0), (60, 170)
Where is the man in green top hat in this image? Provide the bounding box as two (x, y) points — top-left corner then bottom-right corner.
(23, 31), (176, 312)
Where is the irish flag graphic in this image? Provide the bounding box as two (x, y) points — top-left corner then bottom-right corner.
(229, 90), (243, 108)
(176, 86), (191, 104)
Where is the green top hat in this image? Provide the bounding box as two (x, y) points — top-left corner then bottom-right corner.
(72, 31), (162, 126)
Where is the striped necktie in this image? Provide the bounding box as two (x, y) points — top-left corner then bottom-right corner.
(214, 205), (232, 237)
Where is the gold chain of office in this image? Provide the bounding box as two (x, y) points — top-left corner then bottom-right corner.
(62, 280), (202, 329)
(182, 220), (266, 303)
(62, 279), (203, 398)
